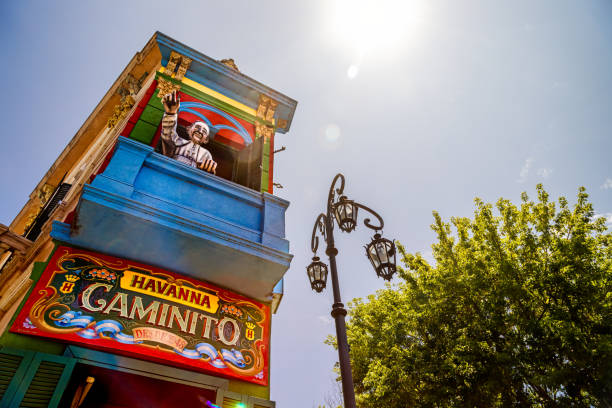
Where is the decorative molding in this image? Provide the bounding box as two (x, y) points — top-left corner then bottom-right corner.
(255, 121), (274, 141)
(154, 71), (257, 125)
(106, 94), (135, 129)
(266, 100), (278, 123)
(21, 210), (39, 235)
(255, 94), (278, 141)
(156, 77), (182, 99)
(155, 32), (297, 135)
(38, 183), (54, 204)
(0, 224), (32, 254)
(219, 58), (239, 71)
(256, 94), (278, 123)
(175, 56), (192, 81)
(0, 253), (23, 282)
(107, 73), (147, 129)
(166, 51), (182, 76)
(4, 194), (72, 286)
(165, 51), (192, 81)
(0, 270), (31, 312)
(276, 118), (288, 129)
(21, 183), (56, 233)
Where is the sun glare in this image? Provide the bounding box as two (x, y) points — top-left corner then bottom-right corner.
(330, 0), (427, 56)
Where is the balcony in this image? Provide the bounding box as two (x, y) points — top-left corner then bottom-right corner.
(51, 136), (291, 302)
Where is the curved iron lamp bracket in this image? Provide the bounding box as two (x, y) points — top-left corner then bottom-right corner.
(354, 202), (385, 232)
(327, 173), (345, 215)
(311, 213), (328, 254)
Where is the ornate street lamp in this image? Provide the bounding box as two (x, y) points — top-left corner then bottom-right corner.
(306, 256), (328, 292)
(307, 173), (396, 408)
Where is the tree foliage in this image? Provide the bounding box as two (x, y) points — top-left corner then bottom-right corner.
(340, 186), (611, 407)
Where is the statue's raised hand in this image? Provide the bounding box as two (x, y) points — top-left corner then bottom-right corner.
(163, 90), (180, 115)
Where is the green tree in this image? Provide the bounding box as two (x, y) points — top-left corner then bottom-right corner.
(334, 186), (611, 407)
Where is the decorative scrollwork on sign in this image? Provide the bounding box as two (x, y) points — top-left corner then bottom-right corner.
(29, 287), (87, 334)
(221, 342), (265, 377)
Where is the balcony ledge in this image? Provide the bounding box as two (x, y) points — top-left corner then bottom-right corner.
(51, 137), (292, 302)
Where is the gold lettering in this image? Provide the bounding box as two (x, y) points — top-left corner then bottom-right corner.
(120, 272), (219, 314)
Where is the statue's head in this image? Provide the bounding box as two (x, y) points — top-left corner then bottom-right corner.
(187, 121), (210, 145)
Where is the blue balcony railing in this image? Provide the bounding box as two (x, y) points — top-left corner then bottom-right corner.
(51, 136), (292, 302)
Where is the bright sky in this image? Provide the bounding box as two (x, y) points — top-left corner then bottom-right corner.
(1, 1), (611, 406)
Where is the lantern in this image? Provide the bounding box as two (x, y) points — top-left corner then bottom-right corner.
(333, 196), (358, 232)
(307, 256), (328, 292)
(365, 233), (397, 281)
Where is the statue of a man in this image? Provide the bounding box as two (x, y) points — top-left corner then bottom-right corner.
(160, 91), (217, 174)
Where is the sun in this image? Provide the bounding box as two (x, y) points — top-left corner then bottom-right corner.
(330, 0), (427, 57)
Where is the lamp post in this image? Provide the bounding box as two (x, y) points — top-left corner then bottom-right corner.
(307, 173), (397, 408)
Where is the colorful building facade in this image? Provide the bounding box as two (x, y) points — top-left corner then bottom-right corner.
(0, 32), (296, 408)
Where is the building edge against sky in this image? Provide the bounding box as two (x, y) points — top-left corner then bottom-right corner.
(0, 32), (297, 407)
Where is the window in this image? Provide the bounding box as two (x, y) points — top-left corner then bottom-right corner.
(154, 123), (263, 192)
(24, 182), (72, 241)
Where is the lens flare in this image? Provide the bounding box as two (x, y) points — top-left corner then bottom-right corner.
(330, 0), (427, 56)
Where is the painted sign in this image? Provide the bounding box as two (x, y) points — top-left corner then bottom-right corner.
(11, 246), (270, 385)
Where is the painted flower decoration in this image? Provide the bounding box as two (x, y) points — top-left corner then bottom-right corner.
(220, 304), (243, 318)
(89, 268), (117, 282)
